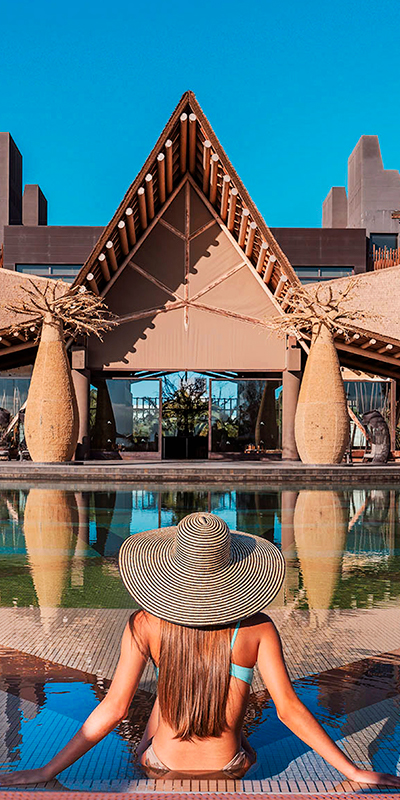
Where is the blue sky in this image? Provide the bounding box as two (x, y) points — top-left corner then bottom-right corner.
(2, 0), (400, 228)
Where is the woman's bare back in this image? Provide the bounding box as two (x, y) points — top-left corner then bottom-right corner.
(138, 611), (270, 771)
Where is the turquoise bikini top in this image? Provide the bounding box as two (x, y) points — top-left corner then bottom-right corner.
(229, 620), (254, 685)
(155, 620), (254, 686)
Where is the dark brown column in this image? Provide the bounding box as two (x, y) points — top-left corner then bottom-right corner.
(71, 367), (90, 460)
(282, 369), (301, 460)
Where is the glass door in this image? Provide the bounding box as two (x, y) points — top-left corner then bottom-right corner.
(162, 372), (209, 459)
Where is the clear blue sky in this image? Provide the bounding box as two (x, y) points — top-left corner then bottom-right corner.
(2, 0), (400, 228)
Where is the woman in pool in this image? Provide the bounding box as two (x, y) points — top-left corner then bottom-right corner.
(1, 512), (400, 785)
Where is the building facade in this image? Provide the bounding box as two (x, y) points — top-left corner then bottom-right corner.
(0, 99), (399, 461)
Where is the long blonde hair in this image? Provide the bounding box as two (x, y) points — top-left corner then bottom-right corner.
(157, 619), (232, 741)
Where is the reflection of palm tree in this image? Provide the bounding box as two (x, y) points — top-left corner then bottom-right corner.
(161, 490), (209, 527)
(162, 376), (208, 437)
(23, 489), (77, 631)
(294, 490), (347, 610)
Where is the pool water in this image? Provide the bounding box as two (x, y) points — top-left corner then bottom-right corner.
(0, 484), (399, 789)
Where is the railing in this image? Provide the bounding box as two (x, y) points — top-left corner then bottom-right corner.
(372, 244), (400, 270)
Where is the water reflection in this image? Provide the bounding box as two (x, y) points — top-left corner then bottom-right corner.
(0, 485), (399, 613)
(1, 485), (400, 784)
(24, 490), (78, 631)
(293, 491), (348, 610)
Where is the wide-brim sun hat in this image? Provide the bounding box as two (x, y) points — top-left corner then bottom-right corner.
(118, 512), (285, 626)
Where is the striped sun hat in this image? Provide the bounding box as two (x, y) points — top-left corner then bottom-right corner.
(118, 512), (285, 626)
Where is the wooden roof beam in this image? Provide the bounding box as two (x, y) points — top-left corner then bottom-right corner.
(188, 114), (197, 173)
(338, 341), (400, 367)
(98, 253), (110, 282)
(180, 113), (188, 174)
(209, 154), (219, 205)
(138, 187), (147, 230)
(360, 338), (377, 349)
(378, 343), (394, 353)
(145, 173), (155, 220)
(86, 272), (100, 295)
(106, 240), (118, 273)
(227, 187), (238, 232)
(274, 274), (288, 297)
(263, 254), (277, 284)
(202, 140), (212, 194)
(157, 153), (166, 205)
(245, 221), (257, 257)
(256, 242), (269, 274)
(165, 139), (173, 194)
(0, 336), (11, 347)
(125, 208), (136, 246)
(220, 175), (230, 222)
(238, 209), (250, 248)
(118, 220), (129, 256)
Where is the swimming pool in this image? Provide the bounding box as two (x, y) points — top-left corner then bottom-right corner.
(0, 484), (399, 791)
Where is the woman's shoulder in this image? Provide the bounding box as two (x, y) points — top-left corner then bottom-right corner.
(240, 612), (274, 629)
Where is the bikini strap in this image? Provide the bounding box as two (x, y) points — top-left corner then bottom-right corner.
(230, 620), (241, 650)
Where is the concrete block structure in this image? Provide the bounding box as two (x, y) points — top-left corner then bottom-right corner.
(0, 133), (22, 240)
(322, 186), (348, 228)
(0, 133), (100, 281)
(323, 134), (400, 237)
(22, 184), (47, 226)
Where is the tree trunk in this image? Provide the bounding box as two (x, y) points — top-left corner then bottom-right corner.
(25, 315), (79, 462)
(294, 324), (349, 464)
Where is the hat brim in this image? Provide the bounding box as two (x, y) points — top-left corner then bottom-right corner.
(118, 526), (285, 626)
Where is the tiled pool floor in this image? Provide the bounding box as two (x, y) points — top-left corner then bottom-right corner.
(1, 641), (400, 793)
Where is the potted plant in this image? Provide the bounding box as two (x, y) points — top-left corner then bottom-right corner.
(6, 280), (115, 462)
(267, 283), (368, 464)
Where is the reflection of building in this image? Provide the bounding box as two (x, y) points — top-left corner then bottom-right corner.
(1, 95), (400, 460)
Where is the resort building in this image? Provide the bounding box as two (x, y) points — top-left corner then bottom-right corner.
(0, 93), (399, 461)
(323, 134), (400, 269)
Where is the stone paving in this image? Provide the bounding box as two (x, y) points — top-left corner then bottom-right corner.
(0, 460), (400, 485)
(2, 794), (400, 799)
(1, 605), (400, 687)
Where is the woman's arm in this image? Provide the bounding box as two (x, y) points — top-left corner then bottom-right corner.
(257, 619), (400, 788)
(0, 614), (149, 786)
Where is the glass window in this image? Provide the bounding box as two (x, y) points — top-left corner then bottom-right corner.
(211, 379), (282, 455)
(294, 266), (354, 283)
(16, 265), (82, 283)
(369, 234), (398, 252)
(0, 378), (30, 416)
(90, 379), (160, 453)
(345, 380), (391, 447)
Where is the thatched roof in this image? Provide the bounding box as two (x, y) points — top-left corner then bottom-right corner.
(306, 265), (400, 342)
(0, 270), (69, 344)
(304, 266), (400, 378)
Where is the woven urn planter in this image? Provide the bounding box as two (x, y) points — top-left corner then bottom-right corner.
(24, 315), (79, 462)
(293, 490), (347, 609)
(294, 324), (350, 464)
